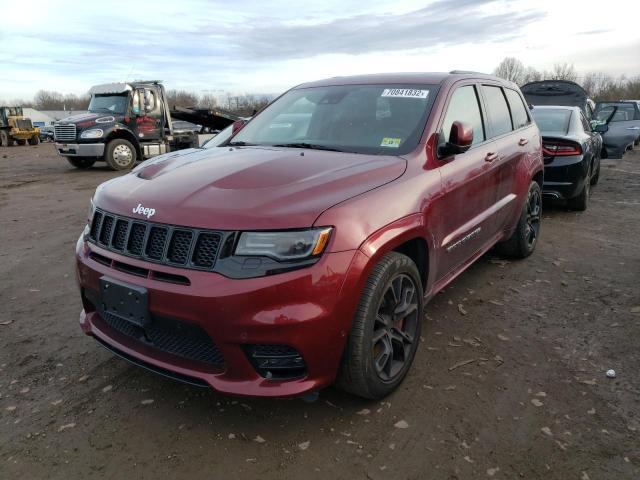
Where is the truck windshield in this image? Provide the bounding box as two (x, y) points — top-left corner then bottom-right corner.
(88, 94), (128, 114)
(230, 84), (437, 155)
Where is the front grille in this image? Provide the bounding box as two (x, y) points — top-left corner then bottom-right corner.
(54, 123), (76, 141)
(100, 311), (224, 367)
(88, 209), (223, 271)
(16, 119), (33, 131)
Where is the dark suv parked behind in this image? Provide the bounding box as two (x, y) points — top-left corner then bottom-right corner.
(76, 72), (543, 399)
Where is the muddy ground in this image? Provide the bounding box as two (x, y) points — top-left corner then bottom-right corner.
(1, 144), (639, 480)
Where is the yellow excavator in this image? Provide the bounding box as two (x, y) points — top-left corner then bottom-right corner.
(0, 106), (40, 146)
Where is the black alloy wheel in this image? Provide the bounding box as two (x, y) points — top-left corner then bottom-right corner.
(524, 185), (541, 249)
(372, 274), (419, 382)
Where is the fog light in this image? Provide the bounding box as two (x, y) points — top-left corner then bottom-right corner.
(244, 344), (307, 380)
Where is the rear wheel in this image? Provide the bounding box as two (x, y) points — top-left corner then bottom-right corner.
(0, 130), (12, 147)
(496, 181), (542, 258)
(66, 157), (96, 169)
(105, 139), (136, 170)
(590, 160), (600, 186)
(568, 166), (590, 211)
(28, 136), (40, 146)
(336, 252), (423, 399)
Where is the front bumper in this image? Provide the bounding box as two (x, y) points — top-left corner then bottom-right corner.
(55, 142), (105, 157)
(542, 155), (588, 200)
(76, 236), (366, 397)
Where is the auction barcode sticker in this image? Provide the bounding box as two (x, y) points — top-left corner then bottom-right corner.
(381, 89), (429, 99)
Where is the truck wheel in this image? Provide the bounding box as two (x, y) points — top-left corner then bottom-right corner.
(336, 252), (423, 399)
(496, 181), (542, 258)
(0, 130), (12, 147)
(28, 136), (40, 146)
(16, 139), (27, 146)
(66, 157), (96, 169)
(105, 139), (136, 170)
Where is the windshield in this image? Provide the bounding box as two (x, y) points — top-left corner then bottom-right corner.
(230, 84), (438, 155)
(203, 124), (234, 148)
(532, 109), (572, 135)
(595, 103), (638, 122)
(88, 94), (129, 114)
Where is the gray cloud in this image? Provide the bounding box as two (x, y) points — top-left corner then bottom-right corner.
(200, 0), (546, 61)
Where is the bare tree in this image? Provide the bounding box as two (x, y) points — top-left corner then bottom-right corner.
(522, 66), (542, 84)
(550, 63), (578, 82)
(34, 90), (65, 110)
(493, 57), (526, 84)
(198, 94), (218, 109)
(165, 89), (199, 109)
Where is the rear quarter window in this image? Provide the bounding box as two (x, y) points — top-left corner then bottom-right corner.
(481, 85), (513, 137)
(504, 89), (530, 130)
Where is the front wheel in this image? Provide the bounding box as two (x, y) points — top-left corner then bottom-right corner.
(0, 130), (12, 147)
(28, 136), (40, 146)
(105, 139), (136, 170)
(496, 180), (542, 258)
(336, 252), (423, 399)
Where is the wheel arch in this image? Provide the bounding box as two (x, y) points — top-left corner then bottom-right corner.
(358, 214), (433, 293)
(104, 128), (141, 158)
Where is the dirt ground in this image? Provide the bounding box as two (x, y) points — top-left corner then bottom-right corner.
(1, 144), (639, 480)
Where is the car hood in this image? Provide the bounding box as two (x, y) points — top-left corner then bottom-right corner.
(95, 146), (406, 230)
(57, 112), (120, 127)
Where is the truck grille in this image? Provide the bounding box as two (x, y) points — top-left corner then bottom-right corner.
(88, 209), (223, 271)
(54, 123), (76, 141)
(16, 119), (33, 131)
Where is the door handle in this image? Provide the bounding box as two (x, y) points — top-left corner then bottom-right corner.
(518, 138), (529, 146)
(485, 152), (498, 162)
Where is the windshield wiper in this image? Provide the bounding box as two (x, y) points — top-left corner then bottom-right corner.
(272, 142), (347, 152)
(227, 141), (257, 146)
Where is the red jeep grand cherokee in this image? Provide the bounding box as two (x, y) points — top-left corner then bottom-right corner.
(76, 72), (543, 399)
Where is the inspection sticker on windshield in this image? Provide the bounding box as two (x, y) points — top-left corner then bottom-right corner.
(380, 137), (401, 148)
(381, 88), (429, 99)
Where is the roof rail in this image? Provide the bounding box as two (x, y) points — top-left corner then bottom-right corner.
(449, 70), (486, 75)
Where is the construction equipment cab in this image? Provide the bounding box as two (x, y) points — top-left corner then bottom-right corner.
(0, 106), (40, 147)
(53, 81), (174, 170)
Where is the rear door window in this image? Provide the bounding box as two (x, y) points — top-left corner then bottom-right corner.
(505, 89), (529, 130)
(481, 85), (513, 137)
(440, 85), (485, 145)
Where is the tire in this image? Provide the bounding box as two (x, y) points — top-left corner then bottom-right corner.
(1, 130), (12, 147)
(104, 139), (136, 170)
(590, 160), (600, 186)
(16, 139), (27, 146)
(568, 165), (590, 211)
(66, 157), (96, 169)
(496, 181), (542, 258)
(336, 252), (423, 399)
(28, 136), (40, 146)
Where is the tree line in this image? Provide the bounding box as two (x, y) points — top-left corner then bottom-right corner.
(1, 89), (273, 116)
(493, 57), (640, 100)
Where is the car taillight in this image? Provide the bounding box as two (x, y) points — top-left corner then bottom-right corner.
(542, 141), (582, 156)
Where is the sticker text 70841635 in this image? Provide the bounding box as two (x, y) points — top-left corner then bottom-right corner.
(381, 89), (429, 99)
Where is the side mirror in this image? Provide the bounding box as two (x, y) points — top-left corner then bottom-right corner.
(231, 119), (247, 135)
(593, 123), (609, 134)
(439, 121), (473, 157)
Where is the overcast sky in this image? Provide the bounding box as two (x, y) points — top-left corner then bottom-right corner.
(1, 0), (639, 100)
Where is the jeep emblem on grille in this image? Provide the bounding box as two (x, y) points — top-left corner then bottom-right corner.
(132, 203), (156, 219)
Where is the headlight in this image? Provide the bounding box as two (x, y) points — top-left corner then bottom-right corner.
(235, 228), (332, 261)
(80, 129), (104, 139)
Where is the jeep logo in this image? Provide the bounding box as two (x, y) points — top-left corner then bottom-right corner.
(132, 203), (156, 219)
